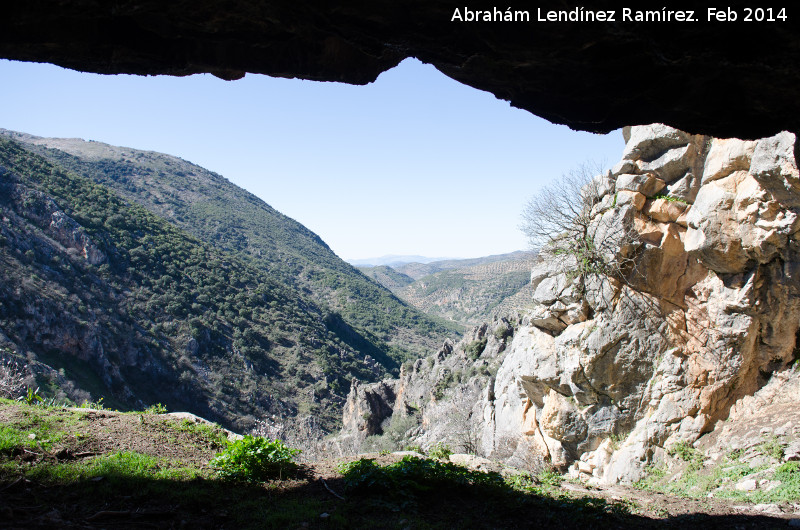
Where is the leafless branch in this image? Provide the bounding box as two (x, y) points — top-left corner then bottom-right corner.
(0, 351), (27, 400)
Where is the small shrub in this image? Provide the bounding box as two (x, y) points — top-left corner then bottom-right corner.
(537, 468), (562, 487)
(338, 455), (505, 501)
(144, 403), (168, 414)
(668, 441), (703, 471)
(433, 371), (456, 400)
(79, 397), (105, 410)
(608, 433), (624, 451)
(728, 447), (745, 461)
(759, 435), (786, 460)
(250, 415), (326, 462)
(504, 472), (539, 491)
(211, 435), (301, 482)
(362, 412), (421, 453)
(465, 338), (488, 360)
(493, 325), (513, 341)
(428, 442), (453, 460)
(20, 386), (44, 406)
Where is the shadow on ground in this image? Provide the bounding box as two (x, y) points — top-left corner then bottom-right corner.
(0, 471), (789, 529)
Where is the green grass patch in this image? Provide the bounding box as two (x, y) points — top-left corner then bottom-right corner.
(758, 435), (786, 460)
(652, 194), (689, 204)
(160, 418), (229, 447)
(0, 400), (82, 453)
(668, 441), (704, 472)
(24, 451), (203, 484)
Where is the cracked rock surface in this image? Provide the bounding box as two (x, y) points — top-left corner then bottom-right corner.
(337, 124), (800, 485)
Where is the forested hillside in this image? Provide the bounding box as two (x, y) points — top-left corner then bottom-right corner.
(356, 265), (415, 292)
(397, 258), (535, 325)
(0, 134), (458, 431)
(1, 130), (460, 361)
(359, 252), (537, 326)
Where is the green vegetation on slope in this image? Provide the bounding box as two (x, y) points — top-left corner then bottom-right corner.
(635, 438), (800, 505)
(357, 265), (415, 291)
(5, 131), (461, 362)
(0, 400), (653, 529)
(396, 256), (536, 325)
(393, 251), (535, 280)
(0, 137), (418, 431)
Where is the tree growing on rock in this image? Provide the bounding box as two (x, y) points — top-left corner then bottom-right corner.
(520, 161), (640, 298)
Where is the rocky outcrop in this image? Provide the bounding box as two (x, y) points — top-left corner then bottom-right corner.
(1, 3), (800, 138)
(509, 125), (800, 484)
(0, 176), (106, 266)
(338, 319), (516, 459)
(339, 124), (800, 485)
(340, 379), (398, 448)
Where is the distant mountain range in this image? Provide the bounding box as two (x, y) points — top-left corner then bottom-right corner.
(347, 255), (456, 267)
(0, 129), (460, 431)
(358, 251), (537, 326)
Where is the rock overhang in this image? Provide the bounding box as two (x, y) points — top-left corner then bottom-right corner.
(0, 1), (798, 139)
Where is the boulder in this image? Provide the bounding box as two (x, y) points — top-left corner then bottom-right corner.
(639, 144), (698, 185)
(540, 389), (587, 444)
(664, 171), (701, 203)
(615, 173), (665, 197)
(614, 190), (646, 211)
(749, 131), (800, 208)
(702, 138), (757, 184)
(642, 198), (688, 223)
(621, 124), (691, 163)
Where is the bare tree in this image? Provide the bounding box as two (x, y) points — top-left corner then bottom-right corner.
(520, 161), (604, 252)
(521, 161), (693, 350)
(520, 161), (639, 297)
(0, 351), (27, 399)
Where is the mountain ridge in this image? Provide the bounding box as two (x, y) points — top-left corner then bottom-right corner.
(359, 251), (536, 326)
(0, 130), (459, 432)
(0, 129), (460, 361)
(348, 255), (457, 267)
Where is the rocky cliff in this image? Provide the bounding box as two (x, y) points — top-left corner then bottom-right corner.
(338, 124), (800, 484)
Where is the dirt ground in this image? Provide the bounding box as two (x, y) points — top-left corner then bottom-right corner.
(0, 404), (795, 529)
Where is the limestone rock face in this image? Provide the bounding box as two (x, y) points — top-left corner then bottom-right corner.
(749, 132), (800, 208)
(685, 138), (800, 274)
(340, 379), (398, 446)
(621, 125), (693, 162)
(702, 138), (757, 184)
(337, 124), (800, 485)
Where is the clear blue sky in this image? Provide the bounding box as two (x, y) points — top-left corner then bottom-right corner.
(0, 58), (624, 260)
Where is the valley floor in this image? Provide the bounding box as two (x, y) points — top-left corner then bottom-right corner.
(0, 400), (794, 529)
